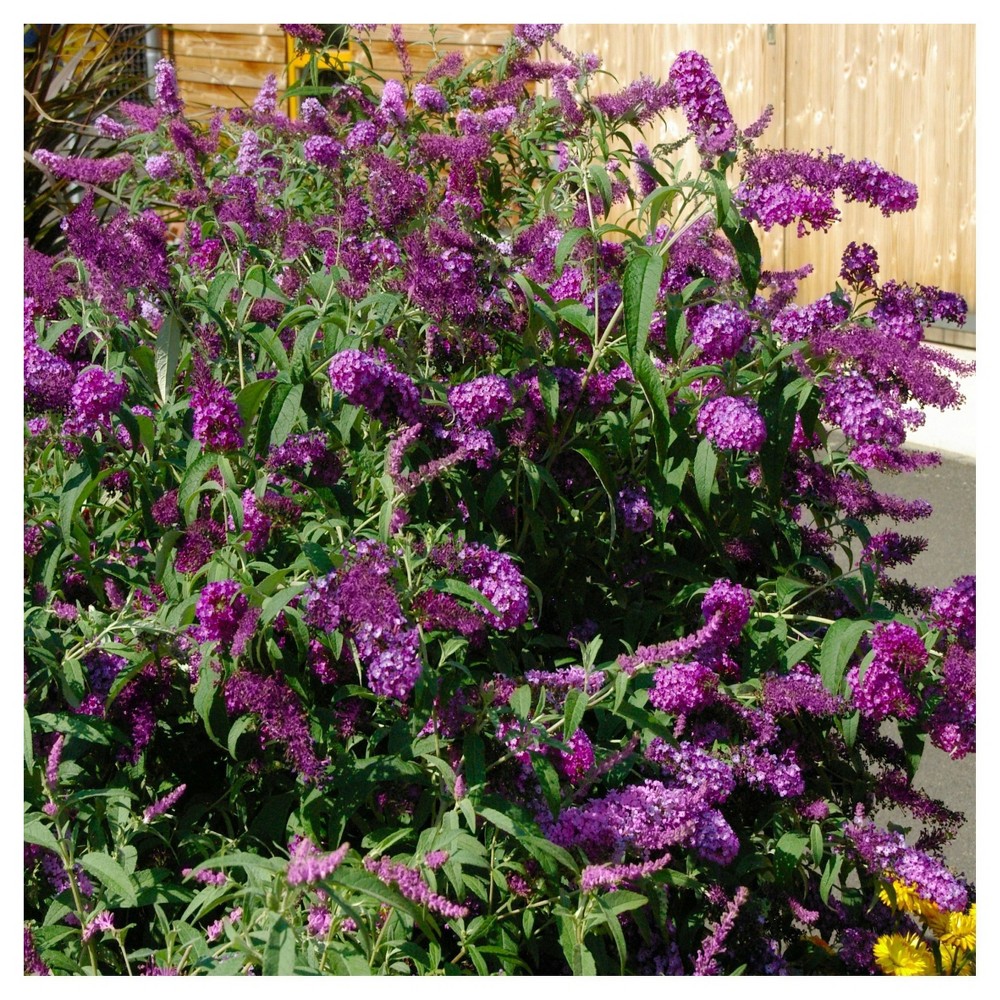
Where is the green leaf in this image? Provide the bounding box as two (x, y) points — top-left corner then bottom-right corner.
(625, 350), (672, 464)
(236, 378), (273, 429)
(592, 893), (629, 975)
(24, 817), (61, 854)
(207, 272), (239, 315)
(841, 709), (861, 750)
(537, 366), (560, 423)
(243, 263), (291, 303)
(263, 916), (296, 976)
(261, 584), (308, 625)
(709, 169), (733, 228)
(721, 215), (762, 299)
(178, 452), (220, 524)
(24, 709), (34, 772)
(693, 436), (718, 515)
(774, 833), (809, 884)
(573, 443), (617, 543)
(553, 227), (590, 275)
(557, 912), (596, 976)
(431, 578), (501, 621)
(819, 619), (871, 696)
(819, 854), (843, 905)
(463, 733), (485, 795)
(810, 823), (824, 866)
(600, 889), (648, 916)
(782, 638), (816, 670)
(898, 720), (927, 780)
(510, 684), (532, 720)
(531, 754), (563, 818)
(562, 687), (588, 740)
(227, 715), (256, 760)
(622, 251), (664, 365)
(79, 851), (138, 906)
(247, 324), (290, 371)
(59, 461), (114, 542)
(193, 662), (220, 743)
(587, 163), (614, 215)
(269, 382), (303, 448)
(154, 313), (182, 403)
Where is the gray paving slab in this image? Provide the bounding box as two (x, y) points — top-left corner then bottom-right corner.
(868, 452), (976, 885)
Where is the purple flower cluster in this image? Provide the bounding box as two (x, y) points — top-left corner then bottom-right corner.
(523, 667), (605, 697)
(286, 836), (350, 885)
(841, 816), (968, 912)
(328, 349), (423, 424)
(546, 778), (738, 865)
(433, 540), (530, 630)
(448, 375), (512, 427)
(143, 784), (187, 823)
(649, 660), (719, 715)
(267, 431), (341, 486)
(154, 58), (184, 115)
(590, 75), (674, 128)
(189, 364), (244, 452)
(930, 575), (975, 647)
(692, 886), (749, 976)
(513, 24), (562, 49)
(35, 150), (133, 186)
(581, 852), (673, 892)
(619, 578), (752, 675)
(413, 82), (449, 113)
(241, 489), (301, 554)
(194, 580), (247, 648)
(364, 855), (469, 918)
(737, 149), (918, 236)
(821, 372), (915, 447)
(840, 241), (879, 289)
(761, 665), (845, 717)
(304, 540), (422, 701)
(224, 670), (327, 781)
(24, 927), (50, 976)
(847, 621), (929, 722)
(24, 329), (75, 414)
(927, 644), (975, 759)
(280, 24), (326, 46)
(646, 738), (735, 805)
(303, 135), (343, 169)
(668, 51), (737, 160)
(688, 302), (753, 363)
(64, 367), (128, 436)
(617, 484), (654, 533)
(697, 395), (767, 452)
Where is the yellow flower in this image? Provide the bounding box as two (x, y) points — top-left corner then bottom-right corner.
(940, 943), (975, 976)
(873, 933), (936, 976)
(878, 878), (923, 914)
(918, 898), (949, 938)
(939, 904), (976, 952)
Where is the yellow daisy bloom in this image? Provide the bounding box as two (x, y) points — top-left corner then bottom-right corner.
(873, 933), (936, 976)
(940, 943), (975, 976)
(879, 878), (923, 914)
(918, 898), (949, 938)
(939, 904), (976, 952)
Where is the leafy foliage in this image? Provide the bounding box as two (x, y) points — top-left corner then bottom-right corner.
(24, 24), (974, 976)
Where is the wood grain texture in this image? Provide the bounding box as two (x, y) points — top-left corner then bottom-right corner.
(553, 24), (974, 314)
(164, 24), (974, 315)
(782, 24), (975, 312)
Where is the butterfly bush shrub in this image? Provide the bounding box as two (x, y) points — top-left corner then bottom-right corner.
(24, 24), (975, 976)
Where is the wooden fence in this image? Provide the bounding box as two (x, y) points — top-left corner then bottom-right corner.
(553, 24), (976, 333)
(164, 23), (975, 337)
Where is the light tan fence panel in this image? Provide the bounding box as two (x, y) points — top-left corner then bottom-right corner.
(782, 24), (975, 315)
